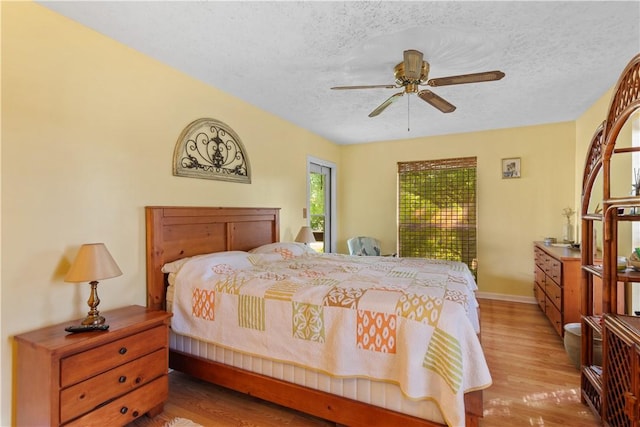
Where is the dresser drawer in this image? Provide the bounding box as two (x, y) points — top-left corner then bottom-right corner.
(534, 247), (545, 265)
(545, 280), (562, 311)
(545, 298), (562, 336)
(547, 258), (562, 285)
(534, 283), (546, 310)
(540, 253), (561, 288)
(60, 348), (167, 424)
(64, 375), (168, 427)
(534, 265), (546, 287)
(60, 325), (167, 387)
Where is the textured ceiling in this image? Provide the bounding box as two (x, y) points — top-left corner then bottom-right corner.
(39, 1), (640, 145)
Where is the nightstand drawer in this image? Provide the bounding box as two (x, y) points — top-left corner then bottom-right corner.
(60, 325), (167, 387)
(64, 375), (168, 427)
(60, 348), (167, 424)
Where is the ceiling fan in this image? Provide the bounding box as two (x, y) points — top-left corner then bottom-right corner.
(331, 49), (505, 117)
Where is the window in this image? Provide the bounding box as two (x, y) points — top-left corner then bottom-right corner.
(398, 157), (477, 277)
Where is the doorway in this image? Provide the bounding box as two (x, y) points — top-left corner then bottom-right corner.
(308, 158), (336, 253)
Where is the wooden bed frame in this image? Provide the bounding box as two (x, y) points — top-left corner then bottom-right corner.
(145, 206), (483, 427)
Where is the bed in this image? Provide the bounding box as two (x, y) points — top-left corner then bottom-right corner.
(145, 206), (490, 427)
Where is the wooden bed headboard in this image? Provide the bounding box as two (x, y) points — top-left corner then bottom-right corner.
(145, 206), (280, 310)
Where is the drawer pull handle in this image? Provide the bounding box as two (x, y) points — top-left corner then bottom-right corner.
(119, 347), (128, 355)
(119, 376), (127, 383)
(120, 407), (128, 415)
(133, 411), (140, 417)
(135, 376), (142, 384)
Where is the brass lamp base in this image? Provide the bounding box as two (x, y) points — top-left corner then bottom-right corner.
(81, 313), (106, 325)
(82, 280), (106, 325)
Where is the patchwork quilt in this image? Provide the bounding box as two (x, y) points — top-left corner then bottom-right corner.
(167, 247), (491, 426)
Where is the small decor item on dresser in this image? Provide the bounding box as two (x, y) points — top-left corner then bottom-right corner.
(561, 206), (576, 243)
(64, 243), (122, 326)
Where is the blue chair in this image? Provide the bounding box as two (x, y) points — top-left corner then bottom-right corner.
(347, 236), (382, 256)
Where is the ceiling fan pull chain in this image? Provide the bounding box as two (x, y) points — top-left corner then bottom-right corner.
(407, 94), (410, 132)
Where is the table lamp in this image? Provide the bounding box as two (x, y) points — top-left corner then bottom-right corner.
(64, 243), (122, 325)
(294, 226), (316, 245)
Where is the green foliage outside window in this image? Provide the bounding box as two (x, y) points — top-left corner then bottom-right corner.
(310, 172), (325, 232)
(398, 158), (477, 279)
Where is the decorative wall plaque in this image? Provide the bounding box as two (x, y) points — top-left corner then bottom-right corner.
(173, 118), (251, 183)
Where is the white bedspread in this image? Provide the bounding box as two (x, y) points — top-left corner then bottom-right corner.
(168, 251), (491, 426)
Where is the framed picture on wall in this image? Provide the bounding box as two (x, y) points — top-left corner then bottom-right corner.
(502, 157), (521, 179)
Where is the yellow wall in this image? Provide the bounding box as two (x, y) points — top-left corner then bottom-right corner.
(2, 2), (631, 425)
(340, 123), (577, 298)
(1, 3), (340, 424)
(575, 87), (612, 208)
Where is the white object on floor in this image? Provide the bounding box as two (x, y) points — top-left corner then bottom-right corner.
(164, 418), (203, 427)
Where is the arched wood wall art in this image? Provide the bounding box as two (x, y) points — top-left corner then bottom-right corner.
(173, 118), (251, 183)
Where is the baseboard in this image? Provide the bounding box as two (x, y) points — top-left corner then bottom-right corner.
(475, 291), (537, 304)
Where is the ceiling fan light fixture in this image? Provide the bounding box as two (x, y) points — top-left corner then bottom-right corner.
(403, 49), (423, 81)
(405, 82), (419, 93)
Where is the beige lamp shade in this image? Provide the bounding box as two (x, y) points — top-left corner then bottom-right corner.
(64, 243), (122, 283)
(294, 226), (316, 244)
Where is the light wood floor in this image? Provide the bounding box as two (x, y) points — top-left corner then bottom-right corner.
(129, 299), (601, 427)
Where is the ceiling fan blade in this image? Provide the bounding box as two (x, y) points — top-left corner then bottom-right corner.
(368, 92), (404, 117)
(427, 70), (505, 87)
(417, 90), (456, 113)
(331, 84), (397, 90)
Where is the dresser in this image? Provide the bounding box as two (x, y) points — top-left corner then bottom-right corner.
(533, 242), (582, 336)
(15, 305), (172, 426)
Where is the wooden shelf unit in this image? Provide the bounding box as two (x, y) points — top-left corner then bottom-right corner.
(579, 53), (640, 425)
(601, 314), (640, 427)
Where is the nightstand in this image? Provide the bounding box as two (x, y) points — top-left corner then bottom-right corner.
(15, 305), (172, 426)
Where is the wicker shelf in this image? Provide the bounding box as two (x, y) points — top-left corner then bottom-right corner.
(582, 213), (603, 221)
(581, 364), (603, 417)
(579, 53), (640, 426)
(616, 269), (640, 283)
(584, 265), (640, 283)
(582, 265), (603, 278)
(583, 315), (603, 336)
